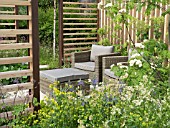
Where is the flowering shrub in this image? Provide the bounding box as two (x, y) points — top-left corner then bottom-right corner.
(112, 40), (170, 88)
(8, 81), (170, 128)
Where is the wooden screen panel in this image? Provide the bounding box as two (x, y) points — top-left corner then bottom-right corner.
(0, 5), (17, 45)
(0, 0), (39, 122)
(99, 1), (169, 46)
(60, 1), (98, 64)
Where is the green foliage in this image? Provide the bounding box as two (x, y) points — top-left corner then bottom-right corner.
(40, 46), (59, 69)
(0, 64), (28, 85)
(7, 82), (170, 127)
(38, 0), (54, 10)
(39, 8), (58, 46)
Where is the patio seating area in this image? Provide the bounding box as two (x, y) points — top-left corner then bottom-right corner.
(40, 44), (121, 94)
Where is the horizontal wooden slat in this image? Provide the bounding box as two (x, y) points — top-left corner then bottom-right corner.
(63, 12), (97, 15)
(0, 29), (31, 35)
(63, 7), (97, 10)
(0, 34), (16, 37)
(0, 23), (15, 26)
(0, 56), (32, 65)
(0, 43), (31, 50)
(64, 28), (97, 30)
(0, 40), (16, 44)
(0, 108), (33, 119)
(0, 15), (31, 20)
(63, 18), (97, 20)
(0, 5), (15, 7)
(64, 23), (97, 25)
(0, 95), (33, 106)
(63, 32), (97, 35)
(64, 37), (97, 41)
(0, 70), (32, 79)
(64, 42), (96, 46)
(0, 0), (31, 6)
(0, 11), (15, 14)
(64, 47), (90, 52)
(0, 82), (33, 94)
(64, 53), (71, 57)
(63, 2), (97, 5)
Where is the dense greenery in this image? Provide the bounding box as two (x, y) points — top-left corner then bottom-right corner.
(4, 81), (170, 127)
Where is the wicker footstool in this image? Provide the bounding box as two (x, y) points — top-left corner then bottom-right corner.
(40, 68), (89, 94)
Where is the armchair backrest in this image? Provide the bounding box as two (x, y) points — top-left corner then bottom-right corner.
(90, 44), (114, 61)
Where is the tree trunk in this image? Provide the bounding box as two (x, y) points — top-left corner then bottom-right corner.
(53, 0), (56, 59)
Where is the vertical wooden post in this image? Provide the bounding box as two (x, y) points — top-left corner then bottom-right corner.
(59, 0), (64, 66)
(15, 5), (19, 42)
(31, 0), (40, 111)
(97, 0), (100, 42)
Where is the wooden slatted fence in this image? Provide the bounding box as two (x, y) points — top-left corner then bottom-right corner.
(0, 0), (39, 125)
(99, 0), (170, 47)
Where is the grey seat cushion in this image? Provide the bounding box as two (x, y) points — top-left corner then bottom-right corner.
(40, 68), (89, 83)
(74, 62), (95, 72)
(90, 44), (114, 61)
(104, 69), (118, 79)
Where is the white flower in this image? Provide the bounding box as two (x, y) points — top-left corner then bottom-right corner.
(88, 79), (91, 82)
(143, 75), (148, 82)
(143, 39), (148, 43)
(76, 90), (83, 97)
(150, 63), (156, 69)
(132, 100), (143, 106)
(151, 65), (156, 69)
(119, 65), (128, 70)
(129, 59), (137, 66)
(90, 85), (94, 89)
(135, 43), (145, 48)
(119, 9), (126, 13)
(104, 2), (112, 8)
(110, 64), (115, 69)
(117, 62), (122, 66)
(89, 115), (93, 120)
(135, 60), (142, 67)
(120, 73), (128, 79)
(131, 53), (141, 58)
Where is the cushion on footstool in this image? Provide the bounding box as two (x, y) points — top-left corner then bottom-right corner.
(40, 68), (89, 83)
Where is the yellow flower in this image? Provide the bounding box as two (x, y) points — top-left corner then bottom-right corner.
(139, 117), (143, 121)
(142, 122), (147, 126)
(130, 112), (133, 115)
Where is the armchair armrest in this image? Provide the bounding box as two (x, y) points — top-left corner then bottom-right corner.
(102, 56), (128, 69)
(71, 51), (91, 67)
(94, 52), (121, 82)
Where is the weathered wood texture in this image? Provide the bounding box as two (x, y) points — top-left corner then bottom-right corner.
(99, 0), (170, 47)
(59, 1), (99, 64)
(0, 0), (39, 121)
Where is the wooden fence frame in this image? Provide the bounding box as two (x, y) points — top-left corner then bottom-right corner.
(0, 0), (39, 119)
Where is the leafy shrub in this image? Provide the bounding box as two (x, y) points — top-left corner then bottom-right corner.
(7, 81), (170, 128)
(39, 8), (58, 46)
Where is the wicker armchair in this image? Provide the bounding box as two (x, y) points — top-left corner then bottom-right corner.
(102, 56), (128, 82)
(71, 51), (121, 82)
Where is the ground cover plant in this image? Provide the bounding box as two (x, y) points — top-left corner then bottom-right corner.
(3, 79), (170, 128)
